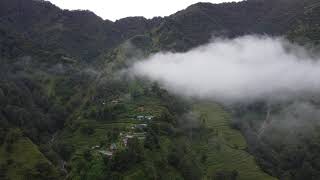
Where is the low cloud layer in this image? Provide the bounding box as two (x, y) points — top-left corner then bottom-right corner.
(258, 102), (320, 144)
(130, 35), (320, 104)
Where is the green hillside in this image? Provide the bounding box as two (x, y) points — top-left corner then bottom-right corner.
(192, 103), (276, 180)
(0, 129), (59, 180)
(0, 0), (320, 179)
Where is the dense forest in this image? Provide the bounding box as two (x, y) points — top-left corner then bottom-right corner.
(1, 0), (320, 179)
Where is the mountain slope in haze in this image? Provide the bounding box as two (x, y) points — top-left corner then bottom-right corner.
(0, 0), (320, 179)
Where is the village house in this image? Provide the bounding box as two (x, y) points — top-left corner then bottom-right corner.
(122, 135), (134, 146)
(136, 115), (154, 121)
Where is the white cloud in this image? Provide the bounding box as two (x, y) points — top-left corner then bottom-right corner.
(48, 0), (240, 21)
(130, 35), (320, 104)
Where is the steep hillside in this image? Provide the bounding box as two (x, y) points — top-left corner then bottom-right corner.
(192, 103), (275, 180)
(152, 0), (316, 51)
(0, 0), (317, 59)
(0, 129), (59, 179)
(0, 0), (320, 179)
(0, 0), (161, 61)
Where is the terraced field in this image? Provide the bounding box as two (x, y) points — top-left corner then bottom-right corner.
(0, 129), (59, 179)
(55, 100), (278, 180)
(192, 103), (277, 180)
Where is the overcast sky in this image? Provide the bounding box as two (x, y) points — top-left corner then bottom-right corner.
(48, 0), (240, 21)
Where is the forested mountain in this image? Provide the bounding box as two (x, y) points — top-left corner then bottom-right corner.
(0, 0), (320, 179)
(0, 0), (318, 58)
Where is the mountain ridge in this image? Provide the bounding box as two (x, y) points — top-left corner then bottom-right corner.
(0, 0), (318, 60)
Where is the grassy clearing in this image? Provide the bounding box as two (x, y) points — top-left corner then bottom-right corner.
(192, 103), (277, 180)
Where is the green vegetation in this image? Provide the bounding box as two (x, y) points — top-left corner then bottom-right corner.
(192, 103), (275, 180)
(0, 129), (59, 180)
(1, 0), (320, 179)
(233, 102), (320, 180)
(52, 81), (192, 179)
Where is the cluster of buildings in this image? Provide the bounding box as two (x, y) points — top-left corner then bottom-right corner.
(92, 114), (154, 158)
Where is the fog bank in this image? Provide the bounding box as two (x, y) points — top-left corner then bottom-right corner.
(130, 35), (320, 103)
